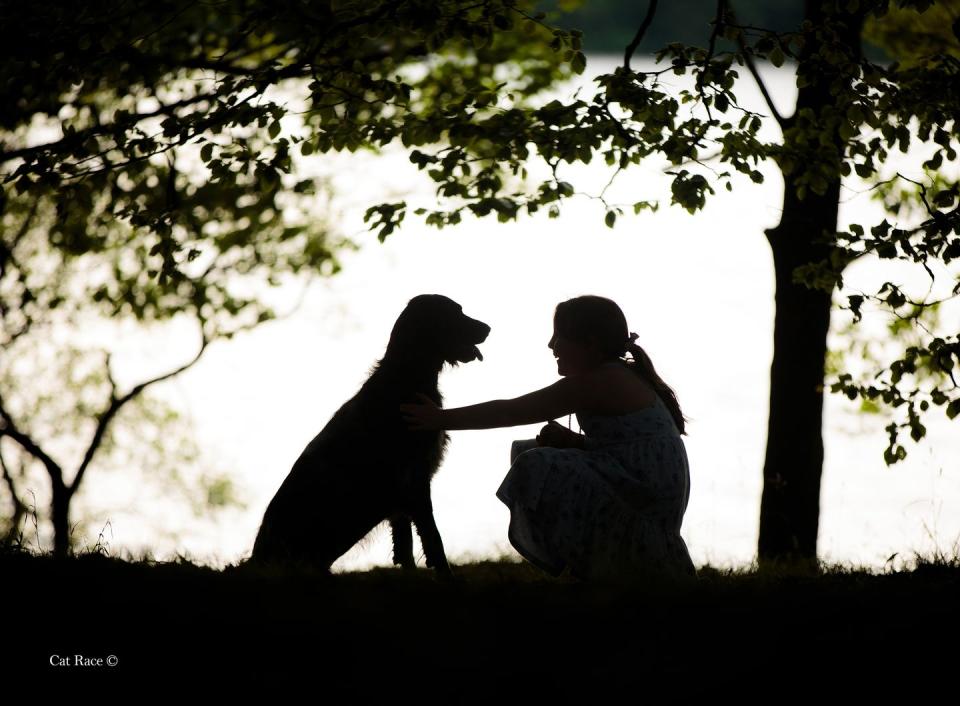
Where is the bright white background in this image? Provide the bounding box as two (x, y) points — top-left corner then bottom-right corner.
(58, 57), (960, 572)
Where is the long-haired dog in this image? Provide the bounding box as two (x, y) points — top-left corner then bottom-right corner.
(249, 294), (490, 578)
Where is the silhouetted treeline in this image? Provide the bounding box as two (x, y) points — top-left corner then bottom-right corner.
(536, 1), (803, 53)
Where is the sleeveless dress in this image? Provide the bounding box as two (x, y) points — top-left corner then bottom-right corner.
(496, 381), (696, 583)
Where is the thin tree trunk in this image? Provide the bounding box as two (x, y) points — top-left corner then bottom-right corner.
(52, 479), (70, 558)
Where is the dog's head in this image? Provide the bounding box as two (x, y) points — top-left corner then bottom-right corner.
(386, 294), (490, 367)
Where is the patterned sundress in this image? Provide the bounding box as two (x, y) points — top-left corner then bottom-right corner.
(496, 382), (696, 583)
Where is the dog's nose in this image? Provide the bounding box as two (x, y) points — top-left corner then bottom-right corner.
(475, 320), (491, 341)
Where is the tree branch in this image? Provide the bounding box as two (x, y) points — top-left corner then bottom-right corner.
(696, 0), (728, 122)
(104, 351), (119, 402)
(0, 196), (39, 282)
(735, 32), (789, 128)
(69, 327), (210, 496)
(0, 440), (28, 544)
(0, 396), (65, 485)
(114, 0), (421, 82)
(0, 91), (221, 168)
(116, 44), (310, 80)
(624, 0), (659, 71)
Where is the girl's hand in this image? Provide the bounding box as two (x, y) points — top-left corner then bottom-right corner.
(536, 420), (584, 449)
(400, 393), (445, 430)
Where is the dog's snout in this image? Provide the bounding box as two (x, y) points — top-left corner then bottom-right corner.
(471, 318), (491, 342)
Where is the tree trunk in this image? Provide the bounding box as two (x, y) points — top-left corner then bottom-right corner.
(756, 1), (862, 569)
(759, 185), (836, 568)
(52, 480), (70, 558)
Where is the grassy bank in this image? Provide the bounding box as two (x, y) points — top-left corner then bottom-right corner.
(5, 548), (959, 699)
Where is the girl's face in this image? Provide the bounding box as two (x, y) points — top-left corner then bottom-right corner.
(548, 327), (602, 376)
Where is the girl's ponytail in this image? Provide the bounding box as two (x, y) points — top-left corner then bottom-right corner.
(623, 333), (688, 436)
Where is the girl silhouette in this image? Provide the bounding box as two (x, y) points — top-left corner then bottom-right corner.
(400, 295), (696, 583)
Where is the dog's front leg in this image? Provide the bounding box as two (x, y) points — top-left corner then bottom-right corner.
(389, 515), (417, 570)
(410, 491), (455, 580)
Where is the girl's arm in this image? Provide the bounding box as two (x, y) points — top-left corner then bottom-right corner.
(401, 376), (589, 431)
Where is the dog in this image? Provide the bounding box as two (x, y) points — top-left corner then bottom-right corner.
(249, 294), (490, 578)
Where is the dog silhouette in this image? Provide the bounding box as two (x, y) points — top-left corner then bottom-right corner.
(250, 294), (490, 578)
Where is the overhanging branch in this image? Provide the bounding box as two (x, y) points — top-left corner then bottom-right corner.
(736, 32), (789, 128)
(624, 0), (659, 71)
(0, 92), (220, 168)
(696, 0), (728, 122)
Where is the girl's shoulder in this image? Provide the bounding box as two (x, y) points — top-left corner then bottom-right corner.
(580, 360), (657, 414)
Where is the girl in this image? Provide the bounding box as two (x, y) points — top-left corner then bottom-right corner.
(400, 295), (696, 583)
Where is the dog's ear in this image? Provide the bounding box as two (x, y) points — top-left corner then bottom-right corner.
(384, 299), (441, 357)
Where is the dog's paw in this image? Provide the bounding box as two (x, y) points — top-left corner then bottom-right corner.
(392, 553), (417, 571)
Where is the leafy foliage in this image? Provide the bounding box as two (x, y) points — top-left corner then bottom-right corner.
(362, 0), (960, 465)
(1, 0), (576, 256)
(0, 0), (578, 552)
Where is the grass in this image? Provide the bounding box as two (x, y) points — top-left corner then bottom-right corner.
(4, 544), (959, 699)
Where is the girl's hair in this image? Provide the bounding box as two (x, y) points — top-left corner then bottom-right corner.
(553, 295), (688, 435)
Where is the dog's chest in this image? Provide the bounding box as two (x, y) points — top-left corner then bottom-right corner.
(398, 429), (448, 483)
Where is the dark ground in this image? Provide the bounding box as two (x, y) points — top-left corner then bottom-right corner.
(5, 550), (959, 700)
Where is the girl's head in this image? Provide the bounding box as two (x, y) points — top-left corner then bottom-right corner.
(549, 295), (630, 375)
(548, 295), (688, 435)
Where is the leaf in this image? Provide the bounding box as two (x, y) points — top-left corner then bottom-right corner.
(910, 422), (926, 442)
(769, 46), (785, 68)
(605, 210), (616, 228)
(948, 399), (960, 420)
(571, 51), (586, 75)
(933, 188), (957, 208)
(848, 294), (864, 323)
